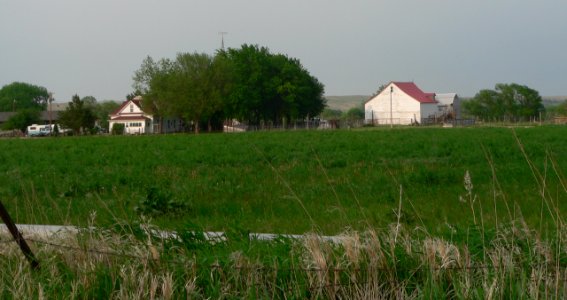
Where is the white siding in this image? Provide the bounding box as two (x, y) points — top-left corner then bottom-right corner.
(364, 83), (421, 125)
(109, 119), (153, 134)
(109, 100), (155, 134)
(435, 93), (461, 119)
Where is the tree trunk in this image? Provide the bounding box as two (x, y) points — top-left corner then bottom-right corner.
(194, 119), (200, 134)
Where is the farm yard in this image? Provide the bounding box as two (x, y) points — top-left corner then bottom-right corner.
(1, 126), (567, 298)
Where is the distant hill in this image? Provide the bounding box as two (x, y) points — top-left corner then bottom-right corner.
(543, 96), (566, 107)
(324, 95), (369, 111)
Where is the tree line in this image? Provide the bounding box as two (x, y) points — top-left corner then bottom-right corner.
(133, 44), (326, 133)
(0, 82), (119, 134)
(2, 64), (562, 135)
(463, 83), (545, 121)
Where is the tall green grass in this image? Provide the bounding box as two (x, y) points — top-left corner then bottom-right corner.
(0, 127), (566, 237)
(1, 126), (567, 298)
(1, 218), (566, 299)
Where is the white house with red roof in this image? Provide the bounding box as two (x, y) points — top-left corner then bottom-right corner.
(364, 82), (440, 125)
(108, 97), (154, 134)
(109, 96), (185, 134)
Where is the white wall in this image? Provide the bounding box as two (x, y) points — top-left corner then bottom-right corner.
(364, 84), (421, 125)
(109, 119), (153, 134)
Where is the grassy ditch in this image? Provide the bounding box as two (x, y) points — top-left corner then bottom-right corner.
(1, 219), (566, 299)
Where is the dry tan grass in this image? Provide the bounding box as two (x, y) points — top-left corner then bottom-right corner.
(0, 219), (566, 298)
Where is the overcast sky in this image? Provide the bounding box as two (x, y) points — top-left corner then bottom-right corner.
(1, 0), (566, 102)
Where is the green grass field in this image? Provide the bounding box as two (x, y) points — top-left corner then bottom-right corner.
(2, 126), (567, 298)
(1, 126), (566, 237)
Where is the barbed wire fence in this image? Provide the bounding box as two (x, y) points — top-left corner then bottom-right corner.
(0, 202), (564, 296)
(1, 232), (562, 278)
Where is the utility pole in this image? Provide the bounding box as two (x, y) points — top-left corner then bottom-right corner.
(48, 93), (53, 127)
(219, 32), (228, 50)
(390, 86), (393, 128)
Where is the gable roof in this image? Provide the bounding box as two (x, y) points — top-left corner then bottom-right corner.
(110, 116), (151, 121)
(392, 82), (437, 104)
(110, 99), (144, 116)
(435, 93), (458, 105)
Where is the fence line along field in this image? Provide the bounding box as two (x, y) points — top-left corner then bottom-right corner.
(0, 126), (566, 237)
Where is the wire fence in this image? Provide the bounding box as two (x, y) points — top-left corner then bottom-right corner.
(0, 230), (565, 299)
(0, 234), (560, 276)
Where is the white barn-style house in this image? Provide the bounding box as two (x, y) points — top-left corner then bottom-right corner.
(364, 82), (460, 125)
(108, 96), (183, 134)
(108, 97), (152, 134)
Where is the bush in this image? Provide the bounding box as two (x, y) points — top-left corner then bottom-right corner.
(135, 187), (189, 216)
(111, 123), (125, 135)
(1, 109), (41, 132)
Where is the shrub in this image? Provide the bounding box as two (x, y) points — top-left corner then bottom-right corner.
(111, 123), (125, 135)
(135, 187), (189, 216)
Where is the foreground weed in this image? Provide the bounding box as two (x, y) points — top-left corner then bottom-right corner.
(0, 219), (566, 298)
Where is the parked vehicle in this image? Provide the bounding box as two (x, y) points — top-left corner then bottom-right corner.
(26, 124), (51, 137)
(48, 124), (72, 135)
(26, 124), (71, 137)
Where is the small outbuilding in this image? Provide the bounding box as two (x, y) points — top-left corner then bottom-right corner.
(435, 93), (461, 120)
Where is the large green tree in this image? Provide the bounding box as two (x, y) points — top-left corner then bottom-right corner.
(134, 52), (230, 133)
(224, 44), (325, 126)
(133, 45), (325, 132)
(463, 83), (544, 121)
(81, 96), (97, 108)
(0, 82), (50, 111)
(92, 100), (121, 131)
(58, 95), (96, 134)
(1, 109), (41, 132)
(549, 100), (567, 116)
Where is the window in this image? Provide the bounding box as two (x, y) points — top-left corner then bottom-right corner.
(130, 104), (134, 113)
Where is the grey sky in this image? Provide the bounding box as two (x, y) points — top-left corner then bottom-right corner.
(1, 0), (566, 102)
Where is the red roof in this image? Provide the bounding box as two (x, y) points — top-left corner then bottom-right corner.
(110, 116), (151, 121)
(392, 82), (437, 104)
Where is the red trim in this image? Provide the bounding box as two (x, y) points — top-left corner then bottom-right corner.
(110, 116), (151, 121)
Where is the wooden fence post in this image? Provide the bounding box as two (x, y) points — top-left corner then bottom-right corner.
(0, 201), (39, 270)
